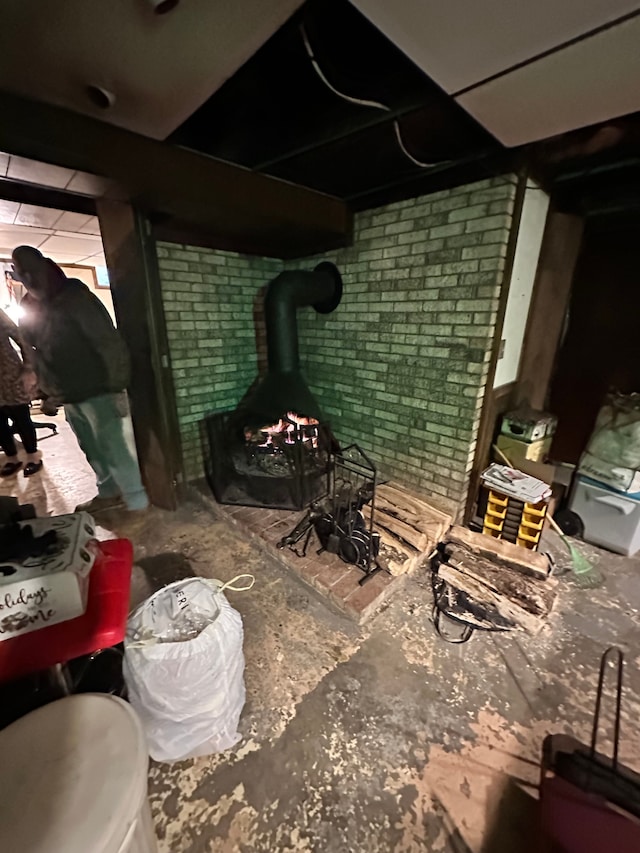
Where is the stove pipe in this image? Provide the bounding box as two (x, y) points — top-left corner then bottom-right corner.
(237, 262), (343, 426)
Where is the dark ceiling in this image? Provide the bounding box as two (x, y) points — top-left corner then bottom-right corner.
(170, 0), (503, 207)
(170, 0), (640, 217)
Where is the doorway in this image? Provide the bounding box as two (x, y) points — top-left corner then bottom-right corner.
(549, 214), (640, 463)
(0, 192), (180, 510)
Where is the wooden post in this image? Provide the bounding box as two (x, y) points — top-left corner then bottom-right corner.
(464, 203), (584, 523)
(515, 211), (584, 410)
(97, 199), (182, 510)
(463, 172), (527, 522)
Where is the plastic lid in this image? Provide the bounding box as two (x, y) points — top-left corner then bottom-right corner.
(0, 694), (149, 853)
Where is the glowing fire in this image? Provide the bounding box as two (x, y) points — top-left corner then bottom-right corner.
(245, 412), (320, 449)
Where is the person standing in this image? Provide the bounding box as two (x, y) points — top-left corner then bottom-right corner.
(12, 246), (148, 514)
(0, 306), (42, 477)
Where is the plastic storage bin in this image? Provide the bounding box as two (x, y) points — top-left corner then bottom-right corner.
(482, 489), (548, 550)
(0, 694), (157, 853)
(570, 476), (640, 557)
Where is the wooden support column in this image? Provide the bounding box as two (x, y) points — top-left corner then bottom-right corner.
(97, 199), (182, 510)
(463, 173), (527, 522)
(464, 205), (584, 522)
(515, 211), (584, 410)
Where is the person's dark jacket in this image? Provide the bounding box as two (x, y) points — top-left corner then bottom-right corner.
(19, 279), (130, 404)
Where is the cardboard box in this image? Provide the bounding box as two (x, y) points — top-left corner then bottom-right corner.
(501, 409), (557, 443)
(497, 434), (552, 463)
(0, 513), (97, 641)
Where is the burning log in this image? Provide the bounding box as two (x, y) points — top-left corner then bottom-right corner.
(244, 412), (320, 450)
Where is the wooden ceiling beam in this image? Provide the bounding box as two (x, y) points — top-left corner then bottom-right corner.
(0, 91), (351, 258)
(0, 178), (96, 216)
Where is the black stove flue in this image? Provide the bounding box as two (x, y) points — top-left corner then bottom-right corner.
(236, 261), (342, 426)
(204, 262), (343, 510)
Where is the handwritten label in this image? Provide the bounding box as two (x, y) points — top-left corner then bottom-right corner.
(0, 586), (52, 611)
(0, 585), (58, 634)
(0, 512), (95, 641)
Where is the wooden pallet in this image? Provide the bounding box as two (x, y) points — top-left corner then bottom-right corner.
(373, 483), (452, 576)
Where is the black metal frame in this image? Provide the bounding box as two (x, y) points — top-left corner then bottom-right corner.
(278, 444), (383, 585)
(204, 410), (332, 511)
(541, 646), (640, 821)
(325, 444), (380, 583)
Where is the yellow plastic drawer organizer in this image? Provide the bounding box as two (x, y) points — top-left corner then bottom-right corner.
(483, 490), (548, 550)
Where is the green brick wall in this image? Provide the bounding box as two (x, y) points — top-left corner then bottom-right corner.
(296, 177), (517, 509)
(157, 175), (517, 508)
(157, 244), (281, 480)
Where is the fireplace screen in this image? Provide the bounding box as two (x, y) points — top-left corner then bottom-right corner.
(204, 410), (332, 510)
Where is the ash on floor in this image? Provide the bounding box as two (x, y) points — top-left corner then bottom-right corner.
(126, 503), (640, 853)
(3, 425), (639, 852)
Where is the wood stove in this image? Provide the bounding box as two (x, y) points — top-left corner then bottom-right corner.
(204, 262), (343, 510)
(205, 410), (332, 510)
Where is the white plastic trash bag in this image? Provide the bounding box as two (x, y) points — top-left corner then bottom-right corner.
(123, 574), (253, 762)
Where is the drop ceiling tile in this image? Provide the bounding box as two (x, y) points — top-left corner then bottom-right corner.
(0, 226), (51, 255)
(39, 234), (104, 256)
(53, 229), (101, 241)
(14, 204), (64, 228)
(456, 15), (640, 146)
(44, 252), (92, 265)
(77, 216), (101, 235)
(0, 199), (20, 225)
(0, 224), (51, 238)
(0, 153), (9, 177)
(351, 0), (640, 94)
(0, 1), (303, 139)
(53, 211), (93, 232)
(77, 252), (106, 266)
(7, 156), (76, 189)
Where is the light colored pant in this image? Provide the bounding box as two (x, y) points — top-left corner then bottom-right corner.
(65, 392), (149, 511)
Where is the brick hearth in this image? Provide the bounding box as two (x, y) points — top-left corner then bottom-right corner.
(214, 502), (402, 623)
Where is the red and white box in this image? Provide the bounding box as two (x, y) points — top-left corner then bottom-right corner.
(0, 513), (98, 641)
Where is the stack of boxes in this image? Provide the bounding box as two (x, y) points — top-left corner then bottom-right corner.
(497, 409), (557, 465)
(483, 409), (557, 552)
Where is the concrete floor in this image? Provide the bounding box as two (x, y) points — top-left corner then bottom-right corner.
(3, 421), (640, 852)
